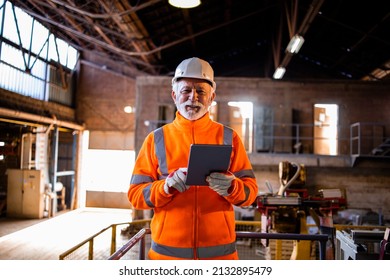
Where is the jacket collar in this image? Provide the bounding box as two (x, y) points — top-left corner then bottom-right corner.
(173, 111), (213, 132)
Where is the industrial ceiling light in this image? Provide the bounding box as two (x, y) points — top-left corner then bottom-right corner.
(273, 67), (286, 79)
(123, 106), (134, 113)
(286, 35), (305, 54)
(168, 0), (201, 8)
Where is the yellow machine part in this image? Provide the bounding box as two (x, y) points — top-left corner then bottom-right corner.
(289, 210), (312, 260)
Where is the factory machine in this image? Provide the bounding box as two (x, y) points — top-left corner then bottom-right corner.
(6, 128), (68, 219)
(257, 161), (346, 260)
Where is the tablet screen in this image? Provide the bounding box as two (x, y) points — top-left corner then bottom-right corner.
(185, 144), (232, 186)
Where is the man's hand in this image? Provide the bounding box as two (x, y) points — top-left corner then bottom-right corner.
(164, 168), (190, 194)
(206, 172), (235, 196)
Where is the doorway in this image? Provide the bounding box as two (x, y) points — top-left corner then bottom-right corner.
(228, 102), (253, 152)
(313, 104), (339, 155)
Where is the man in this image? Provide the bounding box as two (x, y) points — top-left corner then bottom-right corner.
(128, 57), (258, 260)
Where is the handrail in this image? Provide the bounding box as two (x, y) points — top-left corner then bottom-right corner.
(108, 228), (329, 260)
(59, 218), (387, 260)
(350, 122), (388, 156)
(59, 223), (114, 260)
(236, 231), (328, 260)
(59, 219), (151, 260)
(108, 228), (151, 260)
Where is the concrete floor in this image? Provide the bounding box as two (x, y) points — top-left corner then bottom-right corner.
(0, 210), (70, 237)
(0, 207), (132, 260)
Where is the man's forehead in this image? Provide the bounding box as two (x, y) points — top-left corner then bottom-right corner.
(177, 78), (212, 87)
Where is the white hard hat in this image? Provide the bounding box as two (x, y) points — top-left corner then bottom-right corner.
(172, 57), (216, 90)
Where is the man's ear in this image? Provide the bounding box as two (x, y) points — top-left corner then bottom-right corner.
(171, 90), (177, 102)
(210, 91), (216, 102)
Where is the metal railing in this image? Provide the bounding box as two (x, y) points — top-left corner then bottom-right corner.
(59, 219), (151, 260)
(107, 227), (329, 260)
(350, 122), (389, 156)
(59, 218), (388, 260)
(108, 228), (151, 260)
(108, 223), (389, 260)
(145, 120), (389, 156)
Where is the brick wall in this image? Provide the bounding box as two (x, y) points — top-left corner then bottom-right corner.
(133, 76), (390, 221)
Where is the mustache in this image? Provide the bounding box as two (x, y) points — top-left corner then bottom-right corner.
(182, 101), (204, 107)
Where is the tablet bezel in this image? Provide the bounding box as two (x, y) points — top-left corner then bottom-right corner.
(185, 144), (232, 186)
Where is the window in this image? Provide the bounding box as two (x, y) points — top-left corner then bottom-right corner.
(0, 0), (78, 104)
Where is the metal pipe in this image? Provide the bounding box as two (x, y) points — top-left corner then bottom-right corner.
(22, 2), (275, 58)
(111, 225), (117, 256)
(108, 228), (151, 260)
(50, 125), (59, 194)
(0, 107), (84, 131)
(279, 0), (325, 68)
(139, 234), (146, 260)
(277, 162), (301, 196)
(46, 0), (162, 20)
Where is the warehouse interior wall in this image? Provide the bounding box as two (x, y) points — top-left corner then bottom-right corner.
(133, 76), (390, 220)
(2, 58), (390, 221)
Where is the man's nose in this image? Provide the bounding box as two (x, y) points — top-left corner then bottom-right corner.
(189, 89), (198, 101)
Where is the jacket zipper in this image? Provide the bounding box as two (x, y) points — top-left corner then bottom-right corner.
(191, 124), (199, 259)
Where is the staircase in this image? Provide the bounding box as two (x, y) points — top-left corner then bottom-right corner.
(372, 138), (390, 156)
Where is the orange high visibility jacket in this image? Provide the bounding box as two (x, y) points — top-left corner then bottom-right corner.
(128, 112), (258, 260)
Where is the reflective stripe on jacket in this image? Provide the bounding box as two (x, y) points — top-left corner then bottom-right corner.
(128, 112), (258, 259)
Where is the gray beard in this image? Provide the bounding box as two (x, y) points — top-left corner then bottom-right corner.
(176, 102), (209, 120)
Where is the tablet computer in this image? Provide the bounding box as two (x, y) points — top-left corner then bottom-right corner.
(185, 144), (232, 186)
